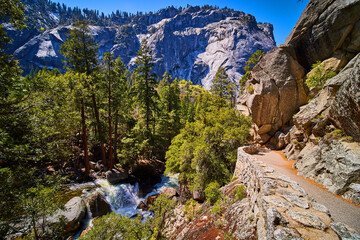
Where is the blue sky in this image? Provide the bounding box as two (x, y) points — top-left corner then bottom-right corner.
(55, 0), (309, 45)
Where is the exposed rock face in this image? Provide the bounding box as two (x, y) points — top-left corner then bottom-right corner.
(8, 6), (275, 89)
(285, 0), (360, 70)
(85, 192), (112, 218)
(239, 46), (307, 141)
(48, 196), (86, 233)
(283, 53), (360, 202)
(105, 168), (128, 185)
(237, 0), (360, 144)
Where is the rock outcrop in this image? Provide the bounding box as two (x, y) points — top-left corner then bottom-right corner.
(8, 6), (275, 89)
(236, 0), (360, 204)
(105, 168), (128, 185)
(48, 196), (86, 233)
(237, 0), (360, 144)
(283, 53), (360, 202)
(285, 0), (360, 70)
(85, 192), (112, 218)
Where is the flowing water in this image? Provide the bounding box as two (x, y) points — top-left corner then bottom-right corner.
(73, 174), (178, 238)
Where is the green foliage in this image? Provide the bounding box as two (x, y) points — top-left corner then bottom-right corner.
(224, 231), (234, 240)
(325, 128), (345, 140)
(184, 199), (198, 221)
(0, 167), (67, 238)
(239, 50), (264, 93)
(60, 21), (98, 75)
(80, 212), (150, 240)
(149, 194), (176, 239)
(210, 200), (222, 215)
(305, 61), (337, 89)
(210, 66), (236, 107)
(234, 185), (246, 201)
(247, 85), (254, 94)
(82, 194), (175, 240)
(155, 73), (181, 157)
(165, 94), (251, 193)
(131, 39), (158, 159)
(205, 182), (221, 205)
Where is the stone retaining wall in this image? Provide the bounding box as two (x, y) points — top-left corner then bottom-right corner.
(235, 147), (360, 240)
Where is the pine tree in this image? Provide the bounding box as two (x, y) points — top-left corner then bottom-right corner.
(132, 39), (158, 158)
(239, 50), (264, 93)
(210, 66), (236, 107)
(60, 21), (99, 175)
(157, 72), (181, 150)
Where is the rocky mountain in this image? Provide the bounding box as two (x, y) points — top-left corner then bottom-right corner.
(6, 2), (276, 89)
(237, 0), (360, 203)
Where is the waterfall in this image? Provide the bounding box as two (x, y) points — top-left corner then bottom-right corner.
(94, 179), (143, 217)
(73, 174), (179, 239)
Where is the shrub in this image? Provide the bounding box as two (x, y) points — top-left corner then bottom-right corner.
(235, 185), (246, 201)
(305, 61), (336, 89)
(247, 85), (254, 94)
(184, 199), (198, 221)
(210, 200), (222, 215)
(214, 218), (225, 228)
(205, 182), (221, 205)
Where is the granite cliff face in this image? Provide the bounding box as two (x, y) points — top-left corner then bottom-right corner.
(237, 0), (360, 203)
(238, 0), (360, 143)
(7, 5), (276, 89)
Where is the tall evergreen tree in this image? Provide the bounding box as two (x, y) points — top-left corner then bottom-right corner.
(0, 0), (27, 115)
(101, 52), (118, 168)
(157, 72), (181, 152)
(239, 50), (265, 93)
(132, 39), (158, 158)
(60, 21), (99, 175)
(210, 66), (236, 107)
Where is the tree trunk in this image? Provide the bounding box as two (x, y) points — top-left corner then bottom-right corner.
(113, 112), (119, 164)
(81, 98), (90, 175)
(108, 67), (113, 169)
(92, 94), (106, 165)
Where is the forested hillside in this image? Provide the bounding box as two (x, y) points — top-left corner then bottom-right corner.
(0, 1), (252, 238)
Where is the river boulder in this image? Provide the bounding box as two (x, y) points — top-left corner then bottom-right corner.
(48, 196), (86, 233)
(105, 168), (128, 185)
(85, 192), (112, 218)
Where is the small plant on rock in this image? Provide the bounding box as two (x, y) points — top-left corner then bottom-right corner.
(235, 185), (247, 201)
(247, 85), (254, 94)
(210, 200), (222, 215)
(205, 182), (221, 205)
(305, 61), (336, 89)
(184, 199), (198, 221)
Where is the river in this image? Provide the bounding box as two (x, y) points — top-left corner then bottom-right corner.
(72, 174), (179, 238)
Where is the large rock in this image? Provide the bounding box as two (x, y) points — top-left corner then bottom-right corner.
(238, 45), (308, 142)
(238, 0), (360, 144)
(85, 192), (112, 218)
(274, 228), (304, 240)
(295, 140), (360, 197)
(285, 209), (327, 231)
(161, 187), (178, 198)
(49, 196), (86, 233)
(192, 190), (205, 202)
(285, 0), (360, 70)
(288, 54), (360, 199)
(105, 168), (128, 185)
(330, 222), (360, 240)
